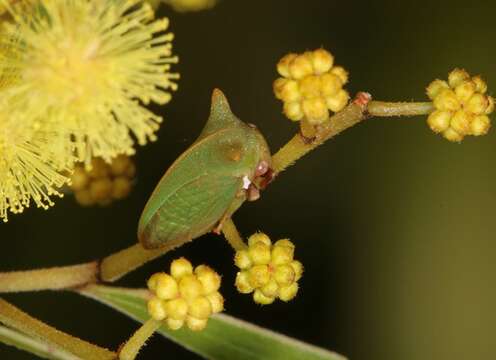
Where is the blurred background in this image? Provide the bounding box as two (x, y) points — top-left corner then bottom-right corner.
(1, 0), (496, 359)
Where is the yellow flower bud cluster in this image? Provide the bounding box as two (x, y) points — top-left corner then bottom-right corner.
(70, 155), (135, 206)
(273, 49), (350, 125)
(426, 69), (494, 142)
(234, 233), (303, 305)
(147, 258), (224, 331)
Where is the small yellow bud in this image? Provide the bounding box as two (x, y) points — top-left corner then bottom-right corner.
(112, 177), (132, 199)
(179, 274), (204, 300)
(426, 79), (449, 100)
(310, 48), (334, 75)
(253, 289), (275, 305)
(170, 257), (193, 279)
(195, 265), (221, 294)
(466, 93), (489, 115)
(289, 53), (314, 80)
(165, 298), (189, 320)
(283, 101), (304, 121)
(70, 167), (89, 191)
(450, 110), (472, 135)
(87, 158), (109, 178)
(166, 318), (184, 330)
(260, 279), (279, 298)
(470, 115), (491, 136)
(330, 66), (348, 84)
(278, 80), (301, 103)
(427, 110), (452, 133)
(274, 239), (295, 248)
(186, 316), (208, 331)
(485, 96), (494, 114)
(206, 292), (224, 313)
(448, 68), (470, 88)
(110, 155), (131, 176)
(271, 243), (295, 266)
(325, 89), (349, 113)
(273, 264), (296, 286)
(299, 75), (321, 99)
(278, 283), (299, 302)
(277, 53), (298, 77)
(155, 274), (179, 300)
(472, 75), (488, 94)
(147, 272), (163, 292)
(234, 250), (252, 269)
(147, 296), (167, 321)
(248, 232), (272, 247)
(74, 189), (94, 206)
(248, 265), (271, 288)
(89, 178), (113, 201)
(273, 78), (288, 100)
(248, 242), (272, 265)
(433, 89), (460, 112)
(188, 297), (212, 319)
(443, 128), (464, 142)
(235, 271), (254, 294)
(125, 162), (136, 178)
(320, 73), (342, 97)
(302, 98), (329, 124)
(454, 80), (476, 103)
(290, 260), (304, 281)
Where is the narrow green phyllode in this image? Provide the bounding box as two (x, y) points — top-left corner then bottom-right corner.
(138, 89), (271, 249)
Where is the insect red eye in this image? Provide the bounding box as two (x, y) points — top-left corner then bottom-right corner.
(255, 160), (269, 177)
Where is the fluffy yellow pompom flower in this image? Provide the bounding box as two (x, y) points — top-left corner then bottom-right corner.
(0, 103), (69, 222)
(156, 0), (217, 12)
(147, 258), (224, 331)
(426, 69), (493, 142)
(0, 0), (179, 167)
(274, 48), (350, 127)
(234, 233), (303, 305)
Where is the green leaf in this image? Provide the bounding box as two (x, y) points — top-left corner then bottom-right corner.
(0, 325), (80, 360)
(80, 285), (347, 360)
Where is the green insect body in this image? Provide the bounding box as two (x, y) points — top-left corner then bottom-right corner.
(138, 89), (271, 249)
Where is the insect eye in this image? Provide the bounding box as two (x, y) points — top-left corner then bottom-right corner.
(255, 160), (269, 176)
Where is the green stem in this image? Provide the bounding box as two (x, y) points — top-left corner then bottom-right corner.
(99, 243), (173, 282)
(0, 97), (435, 291)
(0, 298), (116, 360)
(367, 100), (434, 117)
(118, 319), (161, 360)
(221, 218), (247, 251)
(0, 325), (80, 360)
(0, 262), (98, 293)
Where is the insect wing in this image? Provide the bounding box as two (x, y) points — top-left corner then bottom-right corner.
(139, 172), (242, 249)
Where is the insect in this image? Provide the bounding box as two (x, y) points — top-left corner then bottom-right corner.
(138, 89), (272, 249)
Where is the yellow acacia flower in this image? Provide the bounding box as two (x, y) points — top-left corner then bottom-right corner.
(147, 258), (224, 331)
(426, 69), (493, 142)
(0, 103), (69, 222)
(274, 48), (350, 126)
(159, 0), (217, 12)
(0, 0), (179, 167)
(234, 233), (303, 305)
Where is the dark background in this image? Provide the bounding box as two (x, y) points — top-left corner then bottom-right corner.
(2, 0), (496, 359)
